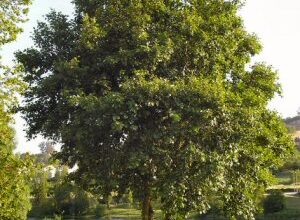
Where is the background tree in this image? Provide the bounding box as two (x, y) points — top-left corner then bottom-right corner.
(0, 70), (33, 219)
(28, 141), (56, 207)
(0, 0), (31, 45)
(37, 141), (55, 164)
(0, 152), (32, 219)
(31, 165), (51, 205)
(53, 181), (97, 216)
(0, 0), (32, 219)
(17, 0), (294, 219)
(27, 143), (99, 218)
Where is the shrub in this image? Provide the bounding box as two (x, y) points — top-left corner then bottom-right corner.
(263, 190), (286, 214)
(54, 214), (62, 220)
(73, 190), (92, 215)
(53, 182), (97, 216)
(28, 198), (56, 218)
(94, 204), (106, 217)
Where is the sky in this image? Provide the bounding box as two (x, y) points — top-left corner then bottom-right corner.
(240, 0), (300, 118)
(1, 0), (74, 153)
(1, 0), (300, 153)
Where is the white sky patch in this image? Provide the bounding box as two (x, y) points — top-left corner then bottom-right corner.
(240, 0), (300, 118)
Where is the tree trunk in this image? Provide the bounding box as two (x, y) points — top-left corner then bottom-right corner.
(106, 195), (111, 210)
(142, 189), (154, 220)
(106, 200), (110, 210)
(164, 213), (171, 220)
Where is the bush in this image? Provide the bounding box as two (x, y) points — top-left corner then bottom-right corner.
(53, 182), (98, 216)
(28, 198), (56, 218)
(72, 190), (92, 215)
(263, 190), (286, 214)
(94, 204), (106, 217)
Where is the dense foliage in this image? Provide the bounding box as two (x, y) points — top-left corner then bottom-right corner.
(0, 152), (32, 219)
(28, 145), (100, 218)
(17, 0), (294, 219)
(0, 0), (32, 219)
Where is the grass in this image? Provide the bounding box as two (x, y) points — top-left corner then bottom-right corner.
(248, 195), (300, 220)
(104, 208), (144, 219)
(102, 207), (207, 219)
(256, 209), (300, 220)
(29, 195), (300, 219)
(102, 207), (162, 219)
(286, 195), (300, 209)
(101, 196), (300, 220)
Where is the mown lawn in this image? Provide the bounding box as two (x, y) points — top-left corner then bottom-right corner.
(256, 209), (300, 220)
(103, 208), (161, 219)
(33, 195), (300, 219)
(101, 207), (209, 219)
(101, 196), (300, 220)
(250, 196), (300, 220)
(286, 195), (300, 209)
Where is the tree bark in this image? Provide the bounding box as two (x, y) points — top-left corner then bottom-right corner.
(164, 213), (171, 220)
(106, 195), (111, 210)
(142, 188), (154, 220)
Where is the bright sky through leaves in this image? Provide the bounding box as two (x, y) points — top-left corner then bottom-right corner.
(1, 0), (74, 153)
(1, 0), (299, 153)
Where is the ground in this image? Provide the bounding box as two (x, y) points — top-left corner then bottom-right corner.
(99, 195), (300, 220)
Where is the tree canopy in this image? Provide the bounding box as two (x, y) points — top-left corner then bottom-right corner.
(0, 152), (32, 219)
(0, 0), (32, 219)
(17, 0), (294, 219)
(0, 0), (31, 45)
(0, 0), (31, 151)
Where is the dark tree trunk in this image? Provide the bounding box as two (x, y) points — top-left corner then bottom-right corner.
(142, 188), (154, 220)
(106, 196), (111, 210)
(164, 213), (172, 220)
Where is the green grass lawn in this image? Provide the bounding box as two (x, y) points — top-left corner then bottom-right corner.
(256, 209), (300, 220)
(286, 195), (300, 210)
(101, 196), (300, 220)
(101, 207), (204, 219)
(102, 207), (162, 219)
(38, 195), (300, 220)
(250, 195), (300, 220)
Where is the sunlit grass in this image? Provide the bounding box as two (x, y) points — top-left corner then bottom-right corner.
(286, 196), (300, 210)
(103, 207), (162, 219)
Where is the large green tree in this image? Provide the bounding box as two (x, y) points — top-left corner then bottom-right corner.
(0, 0), (32, 219)
(17, 0), (293, 219)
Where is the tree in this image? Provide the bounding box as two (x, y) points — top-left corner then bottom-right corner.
(31, 165), (51, 205)
(0, 0), (31, 45)
(37, 141), (55, 164)
(28, 141), (56, 206)
(53, 181), (96, 216)
(17, 0), (294, 219)
(0, 0), (32, 219)
(0, 152), (32, 219)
